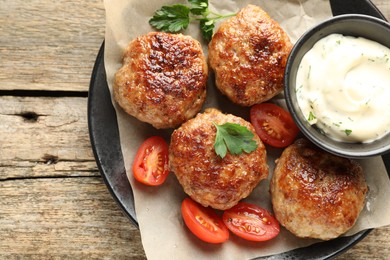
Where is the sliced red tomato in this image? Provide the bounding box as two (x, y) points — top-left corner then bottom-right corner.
(181, 198), (229, 244)
(132, 136), (169, 186)
(250, 103), (299, 148)
(222, 202), (280, 242)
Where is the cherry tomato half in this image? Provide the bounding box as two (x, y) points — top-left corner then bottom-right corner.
(222, 202), (280, 242)
(181, 198), (229, 244)
(132, 136), (169, 186)
(250, 103), (299, 148)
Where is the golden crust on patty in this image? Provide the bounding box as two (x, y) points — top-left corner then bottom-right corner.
(270, 139), (368, 240)
(208, 4), (292, 106)
(169, 108), (269, 210)
(114, 32), (208, 129)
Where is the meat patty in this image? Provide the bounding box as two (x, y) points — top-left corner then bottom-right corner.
(270, 139), (368, 240)
(169, 108), (269, 210)
(114, 32), (208, 129)
(208, 5), (292, 106)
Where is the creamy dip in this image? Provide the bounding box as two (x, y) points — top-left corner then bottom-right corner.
(296, 33), (390, 143)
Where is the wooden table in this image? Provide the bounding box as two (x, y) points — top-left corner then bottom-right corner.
(1, 0), (389, 259)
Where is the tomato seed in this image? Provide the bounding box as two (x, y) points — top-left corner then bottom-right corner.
(196, 215), (216, 231)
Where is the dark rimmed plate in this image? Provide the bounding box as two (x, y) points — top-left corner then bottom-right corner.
(88, 0), (389, 258)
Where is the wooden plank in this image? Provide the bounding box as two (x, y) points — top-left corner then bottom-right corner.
(0, 96), (98, 179)
(337, 227), (390, 259)
(0, 177), (145, 259)
(0, 0), (105, 92)
(0, 0), (387, 93)
(0, 176), (388, 259)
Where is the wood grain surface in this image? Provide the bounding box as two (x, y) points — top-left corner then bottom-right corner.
(0, 0), (389, 259)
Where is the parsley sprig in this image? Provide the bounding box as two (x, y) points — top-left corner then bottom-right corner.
(214, 122), (258, 159)
(149, 0), (236, 42)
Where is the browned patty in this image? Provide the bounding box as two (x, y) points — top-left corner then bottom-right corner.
(208, 4), (292, 106)
(270, 139), (368, 240)
(169, 108), (269, 210)
(114, 32), (208, 129)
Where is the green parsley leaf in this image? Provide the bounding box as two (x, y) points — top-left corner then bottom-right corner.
(149, 5), (190, 33)
(214, 122), (258, 159)
(344, 129), (352, 136)
(188, 0), (208, 15)
(149, 1), (236, 42)
(200, 19), (214, 42)
(308, 111), (316, 122)
(307, 65), (312, 79)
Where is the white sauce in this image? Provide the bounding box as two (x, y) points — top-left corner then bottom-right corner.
(296, 33), (390, 143)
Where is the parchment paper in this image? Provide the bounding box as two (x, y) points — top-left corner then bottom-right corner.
(103, 0), (390, 259)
